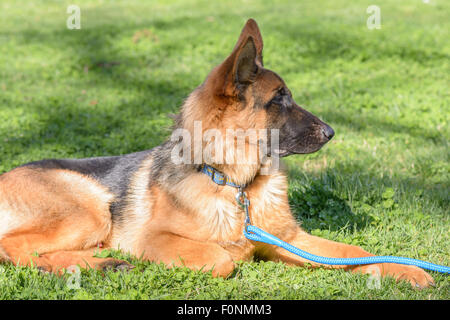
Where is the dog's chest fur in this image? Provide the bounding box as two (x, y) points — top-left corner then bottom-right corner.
(168, 171), (294, 242)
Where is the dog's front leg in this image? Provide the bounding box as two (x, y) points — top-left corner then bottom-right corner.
(138, 232), (235, 278)
(268, 227), (434, 288)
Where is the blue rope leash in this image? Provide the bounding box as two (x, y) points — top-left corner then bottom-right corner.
(244, 224), (450, 274)
(202, 164), (450, 274)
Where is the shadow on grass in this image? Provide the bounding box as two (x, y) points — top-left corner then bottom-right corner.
(279, 27), (449, 65)
(285, 156), (448, 234)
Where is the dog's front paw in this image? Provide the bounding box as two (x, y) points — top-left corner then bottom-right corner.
(98, 259), (135, 272)
(386, 264), (435, 289)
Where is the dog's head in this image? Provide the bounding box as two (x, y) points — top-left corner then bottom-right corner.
(178, 19), (333, 167)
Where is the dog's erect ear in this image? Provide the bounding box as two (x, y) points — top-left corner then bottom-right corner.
(232, 18), (263, 65)
(211, 19), (264, 97)
(233, 37), (258, 84)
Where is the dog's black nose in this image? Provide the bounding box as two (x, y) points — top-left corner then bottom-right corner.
(321, 125), (335, 140)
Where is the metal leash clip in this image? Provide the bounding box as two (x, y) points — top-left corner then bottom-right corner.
(235, 186), (251, 232)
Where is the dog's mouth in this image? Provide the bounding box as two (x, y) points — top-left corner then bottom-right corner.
(272, 145), (326, 157)
(272, 148), (290, 157)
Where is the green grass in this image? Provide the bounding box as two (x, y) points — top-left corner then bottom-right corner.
(0, 0), (449, 299)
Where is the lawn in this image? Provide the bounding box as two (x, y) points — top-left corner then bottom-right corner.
(0, 0), (448, 300)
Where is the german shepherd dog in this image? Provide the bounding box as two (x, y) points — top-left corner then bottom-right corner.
(0, 19), (433, 288)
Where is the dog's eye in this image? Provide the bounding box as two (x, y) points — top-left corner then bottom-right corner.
(271, 88), (287, 106)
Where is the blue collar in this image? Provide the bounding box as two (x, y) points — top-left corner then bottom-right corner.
(201, 164), (244, 189)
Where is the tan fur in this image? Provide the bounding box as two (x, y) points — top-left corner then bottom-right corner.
(0, 168), (113, 268)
